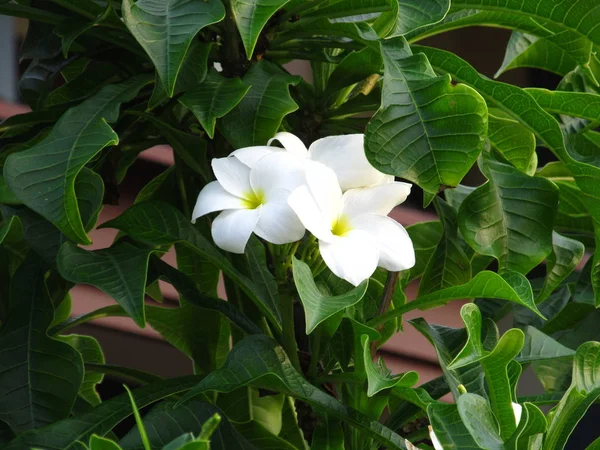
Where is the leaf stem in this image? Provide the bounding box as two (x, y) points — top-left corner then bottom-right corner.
(279, 287), (302, 373)
(86, 362), (164, 385)
(173, 151), (191, 218)
(49, 305), (127, 336)
(308, 328), (322, 380)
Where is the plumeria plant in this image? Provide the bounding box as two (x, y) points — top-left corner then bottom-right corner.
(1, 0), (600, 449)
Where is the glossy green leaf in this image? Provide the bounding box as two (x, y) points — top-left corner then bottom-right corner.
(448, 303), (485, 369)
(419, 198), (471, 295)
(299, 0), (393, 20)
(122, 0), (225, 96)
(102, 201), (281, 330)
(232, 0), (290, 58)
(59, 334), (105, 407)
(517, 326), (574, 363)
(3, 76), (150, 244)
(537, 232), (584, 304)
(146, 305), (230, 376)
(374, 0), (450, 37)
(219, 60), (300, 148)
(177, 335), (407, 450)
(405, 220), (442, 281)
(326, 46), (382, 93)
(120, 401), (251, 450)
(488, 111), (537, 175)
(179, 70), (250, 139)
(456, 393), (503, 450)
(505, 402), (547, 450)
(458, 155), (558, 275)
(0, 259), (84, 434)
(544, 341), (600, 450)
(292, 257), (368, 334)
(361, 334), (418, 396)
(496, 31), (581, 78)
(481, 329), (525, 440)
(4, 376), (200, 450)
(526, 88), (600, 126)
(365, 37), (487, 195)
(427, 402), (479, 449)
(57, 241), (154, 327)
(90, 434), (123, 450)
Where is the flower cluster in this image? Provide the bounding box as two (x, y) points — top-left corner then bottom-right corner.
(192, 133), (415, 285)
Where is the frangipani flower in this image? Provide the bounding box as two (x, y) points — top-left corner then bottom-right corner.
(288, 161), (415, 286)
(192, 152), (306, 253)
(232, 132), (393, 190)
(428, 402), (523, 450)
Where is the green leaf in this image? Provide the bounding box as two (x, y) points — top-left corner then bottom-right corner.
(146, 305), (230, 376)
(450, 0), (600, 48)
(448, 303), (485, 369)
(5, 376), (201, 450)
(0, 259), (84, 434)
(232, 0), (291, 58)
(361, 334), (418, 396)
(545, 341), (600, 450)
(427, 402), (479, 449)
(456, 393), (503, 450)
(418, 198), (471, 295)
(177, 335), (407, 450)
(374, 0), (450, 37)
(179, 70), (250, 139)
(151, 258), (263, 336)
(326, 46), (382, 93)
(219, 60), (300, 148)
(124, 386), (152, 450)
(488, 111), (537, 175)
(59, 335), (105, 407)
(496, 31), (580, 78)
(0, 215), (22, 244)
(3, 75), (150, 244)
(102, 202), (281, 331)
(537, 232), (584, 304)
(299, 0), (393, 20)
(404, 220), (442, 281)
(122, 0), (225, 96)
(57, 241), (154, 327)
(505, 403), (547, 450)
(458, 155), (558, 275)
(90, 434), (123, 450)
(480, 329), (525, 439)
(311, 416), (344, 450)
(526, 88), (600, 126)
(517, 326), (575, 363)
(292, 257), (368, 334)
(365, 37), (487, 195)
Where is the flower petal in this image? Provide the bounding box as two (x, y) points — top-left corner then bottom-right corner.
(212, 156), (252, 198)
(305, 160), (343, 227)
(319, 230), (379, 286)
(192, 181), (243, 223)
(268, 131), (308, 158)
(250, 151), (306, 195)
(255, 189), (305, 244)
(211, 208), (261, 254)
(231, 146), (277, 168)
(428, 426), (443, 450)
(341, 182), (412, 219)
(308, 134), (387, 190)
(288, 185), (334, 242)
(512, 402), (522, 425)
(351, 214), (415, 271)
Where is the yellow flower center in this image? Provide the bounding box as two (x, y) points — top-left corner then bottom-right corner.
(241, 189), (265, 210)
(331, 215), (352, 236)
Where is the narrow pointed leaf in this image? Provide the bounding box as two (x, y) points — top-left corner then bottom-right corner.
(517, 326), (575, 363)
(57, 241), (154, 327)
(293, 257), (368, 334)
(448, 303), (485, 369)
(122, 0), (225, 96)
(179, 70), (250, 139)
(3, 76), (150, 244)
(365, 36), (487, 195)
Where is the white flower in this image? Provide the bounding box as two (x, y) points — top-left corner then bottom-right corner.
(428, 402), (523, 450)
(232, 132), (393, 190)
(288, 161), (414, 286)
(192, 152), (306, 253)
